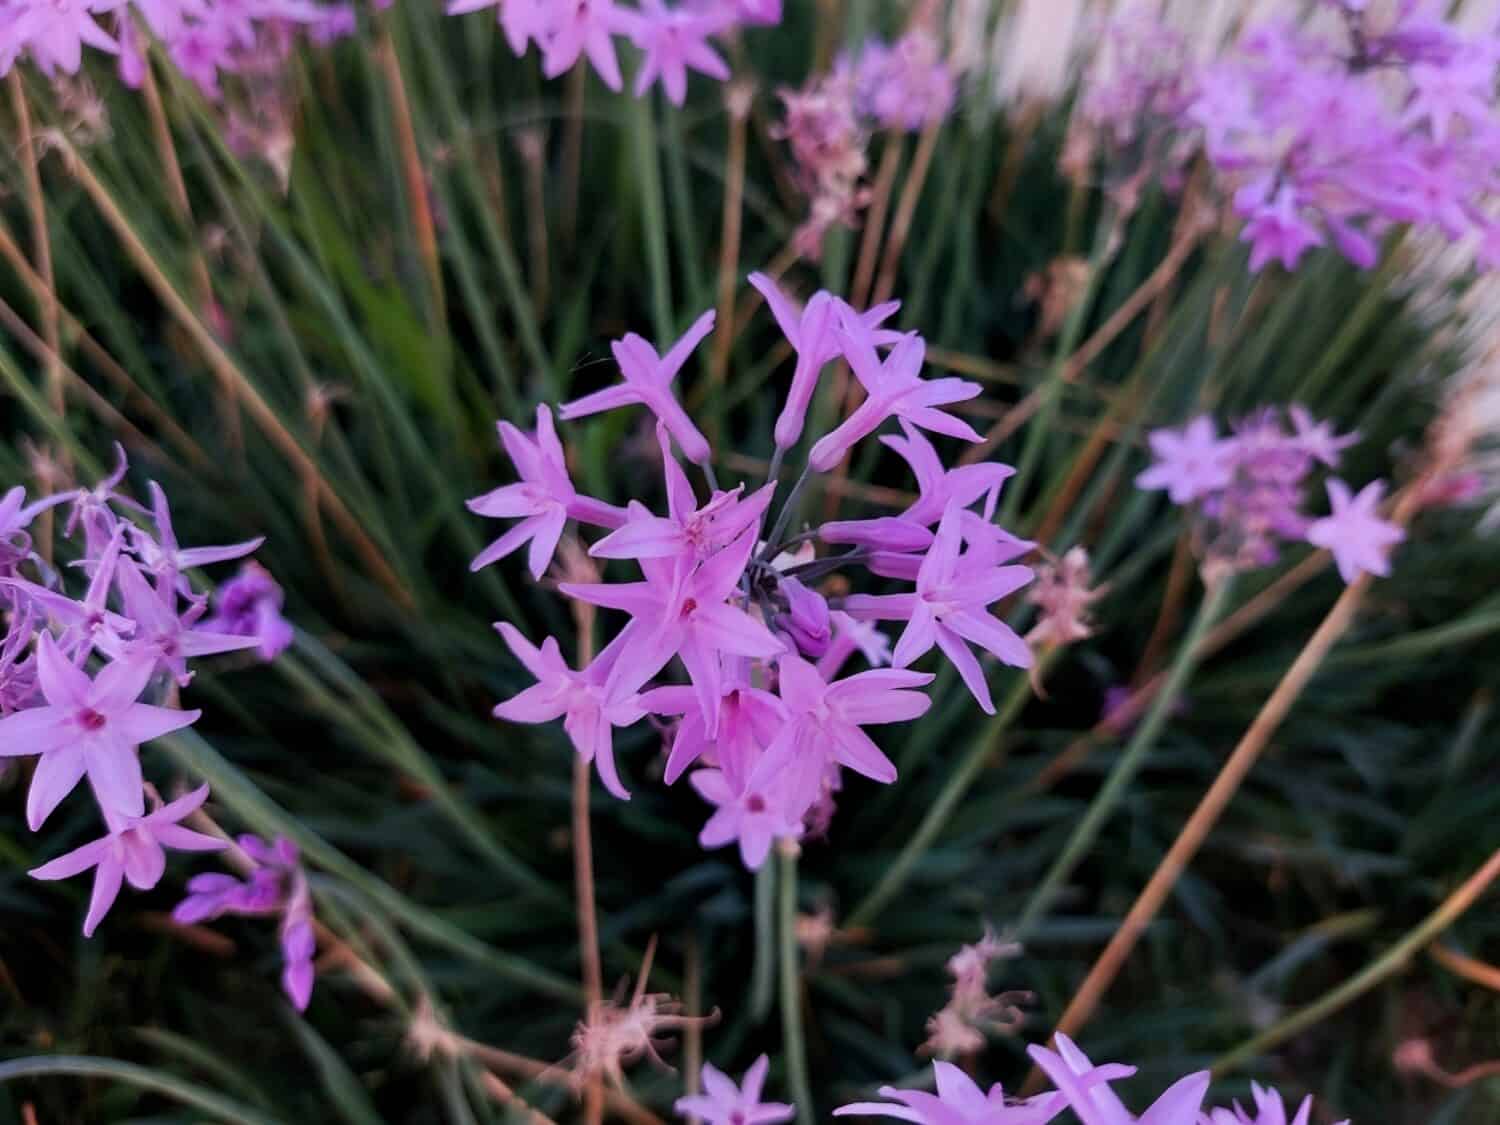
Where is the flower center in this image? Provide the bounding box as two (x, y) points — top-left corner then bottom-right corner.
(680, 597), (698, 618)
(746, 795), (766, 814)
(78, 708), (107, 732)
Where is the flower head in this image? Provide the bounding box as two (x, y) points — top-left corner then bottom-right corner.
(675, 1055), (794, 1125)
(1305, 478), (1404, 582)
(1027, 1034), (1209, 1125)
(836, 1060), (1064, 1125)
(631, 0), (730, 106)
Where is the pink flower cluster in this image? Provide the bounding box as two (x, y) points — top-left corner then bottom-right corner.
(1082, 1), (1500, 273)
(0, 449), (306, 999)
(775, 29), (957, 258)
(835, 1033), (1349, 1125)
(0, 0), (362, 98)
(473, 272), (1036, 868)
(444, 0), (780, 105)
(1136, 408), (1404, 581)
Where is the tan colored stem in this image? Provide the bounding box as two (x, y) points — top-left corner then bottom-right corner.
(571, 602), (604, 1125)
(376, 28), (445, 320)
(960, 227), (1203, 467)
(851, 135), (905, 309)
(7, 73), (61, 424)
(55, 134), (413, 608)
(710, 89), (751, 396)
(1038, 483), (1431, 1056)
(1134, 530), (1195, 684)
(871, 121), (941, 308)
(1429, 942), (1500, 993)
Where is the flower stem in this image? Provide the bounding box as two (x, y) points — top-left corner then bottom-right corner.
(1013, 575), (1235, 940)
(846, 662), (1046, 930)
(1212, 847), (1500, 1077)
(750, 859), (777, 1023)
(761, 463), (815, 563)
(779, 844), (815, 1125)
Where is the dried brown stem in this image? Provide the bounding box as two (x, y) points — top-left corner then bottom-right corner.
(851, 135), (905, 308)
(710, 87), (752, 399)
(871, 121), (941, 308)
(376, 27), (445, 319)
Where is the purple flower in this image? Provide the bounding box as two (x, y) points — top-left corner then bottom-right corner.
(0, 633), (199, 829)
(1027, 1034), (1209, 1125)
(1305, 478), (1404, 582)
(631, 0), (729, 106)
(816, 610), (890, 679)
(492, 624), (654, 799)
(644, 662), (785, 786)
(174, 834), (318, 1010)
(445, 0), (550, 56)
(689, 749), (803, 869)
(749, 273), (900, 451)
(776, 575), (831, 658)
(851, 31), (956, 132)
(809, 309), (982, 472)
(137, 481), (265, 581)
(1136, 417), (1236, 505)
(676, 1055), (795, 1125)
(1240, 185), (1325, 273)
(845, 504), (1033, 714)
(561, 529), (784, 737)
(1201, 1082), (1349, 1125)
(0, 0), (119, 77)
(589, 425), (774, 565)
(561, 310), (718, 465)
(767, 651), (932, 789)
(108, 558), (261, 686)
(835, 1060), (1065, 1125)
(205, 561), (295, 661)
(30, 784), (223, 936)
(469, 404), (628, 577)
(1288, 404), (1357, 467)
(541, 0), (633, 91)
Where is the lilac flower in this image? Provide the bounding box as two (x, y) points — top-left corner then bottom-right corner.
(690, 749), (804, 868)
(561, 310), (717, 465)
(845, 504), (1033, 714)
(1288, 404), (1357, 467)
(1200, 1082), (1349, 1125)
(1027, 1034), (1210, 1125)
(542, 0), (632, 91)
(851, 31), (956, 132)
(631, 0), (729, 107)
(205, 561), (295, 661)
(881, 420), (1013, 526)
(0, 633), (199, 828)
(675, 1055), (795, 1125)
(492, 624), (654, 799)
(107, 558), (261, 685)
(0, 0), (119, 77)
(776, 575), (831, 658)
(561, 529), (783, 736)
(1136, 417), (1236, 505)
(835, 1060), (1065, 1125)
(748, 273), (900, 451)
(1239, 185), (1325, 273)
(1305, 478), (1404, 582)
(644, 663), (785, 786)
(174, 834), (318, 1010)
(816, 610), (891, 678)
(138, 482), (265, 581)
(3, 528), (133, 659)
(767, 651), (932, 789)
(690, 0), (779, 29)
(30, 784), (223, 936)
(809, 309), (982, 472)
(0, 609), (41, 715)
(469, 404), (628, 577)
(589, 425), (773, 564)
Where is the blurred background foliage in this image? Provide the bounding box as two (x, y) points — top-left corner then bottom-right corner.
(1, 1), (1498, 1122)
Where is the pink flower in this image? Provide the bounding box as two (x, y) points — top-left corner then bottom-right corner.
(809, 308), (982, 472)
(767, 651), (933, 789)
(690, 751), (803, 868)
(1200, 1082), (1349, 1125)
(562, 529), (784, 736)
(0, 0), (119, 78)
(748, 273), (900, 451)
(844, 504), (1033, 715)
(492, 624), (653, 799)
(1304, 478), (1404, 582)
(1288, 404), (1357, 467)
(138, 481), (265, 580)
(107, 558), (261, 686)
(589, 425), (774, 564)
(445, 0), (550, 56)
(1026, 1034), (1209, 1125)
(468, 405), (628, 578)
(643, 662), (785, 786)
(205, 561), (295, 662)
(631, 0), (729, 106)
(1239, 185), (1325, 273)
(542, 0), (633, 91)
(675, 1055), (795, 1125)
(0, 633), (199, 829)
(30, 784), (223, 936)
(561, 310), (717, 465)
(835, 1060), (1064, 1125)
(816, 610), (890, 678)
(1135, 417), (1236, 505)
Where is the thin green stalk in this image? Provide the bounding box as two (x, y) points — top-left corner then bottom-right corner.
(0, 1056), (283, 1125)
(1013, 576), (1236, 939)
(779, 846), (815, 1125)
(1212, 847), (1500, 1076)
(750, 859), (777, 1023)
(846, 661), (1048, 929)
(627, 92), (674, 342)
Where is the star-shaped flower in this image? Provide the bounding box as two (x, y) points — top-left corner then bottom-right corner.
(1304, 478), (1404, 582)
